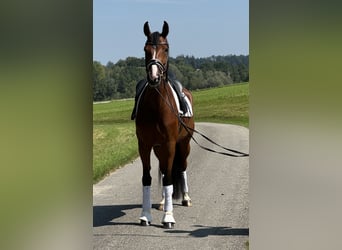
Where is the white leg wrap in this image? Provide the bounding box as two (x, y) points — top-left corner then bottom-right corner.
(140, 186), (152, 223)
(162, 186), (165, 198)
(142, 186), (151, 211)
(163, 185), (173, 212)
(181, 171), (189, 193)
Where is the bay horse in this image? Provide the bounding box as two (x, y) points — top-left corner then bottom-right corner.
(135, 21), (194, 229)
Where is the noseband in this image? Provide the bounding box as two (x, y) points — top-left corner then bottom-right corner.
(145, 41), (169, 87)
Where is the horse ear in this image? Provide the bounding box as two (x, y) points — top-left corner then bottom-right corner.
(144, 21), (151, 37)
(161, 21), (169, 38)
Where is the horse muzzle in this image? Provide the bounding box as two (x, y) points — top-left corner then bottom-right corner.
(147, 65), (161, 87)
(148, 76), (161, 87)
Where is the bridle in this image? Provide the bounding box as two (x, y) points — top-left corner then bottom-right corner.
(145, 41), (169, 87)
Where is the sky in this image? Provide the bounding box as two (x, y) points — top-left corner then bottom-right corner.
(93, 0), (249, 65)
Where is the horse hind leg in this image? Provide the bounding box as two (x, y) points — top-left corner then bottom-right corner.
(158, 196), (165, 211)
(181, 171), (192, 207)
(157, 171), (165, 211)
(174, 138), (192, 207)
(177, 142), (192, 207)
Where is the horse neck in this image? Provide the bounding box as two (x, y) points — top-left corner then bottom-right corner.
(145, 78), (173, 111)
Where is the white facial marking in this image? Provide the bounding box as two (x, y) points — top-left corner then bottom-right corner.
(151, 48), (158, 79)
(151, 65), (158, 79)
(152, 49), (156, 59)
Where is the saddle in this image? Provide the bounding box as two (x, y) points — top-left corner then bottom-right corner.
(131, 78), (192, 120)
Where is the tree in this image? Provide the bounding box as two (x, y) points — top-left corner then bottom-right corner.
(92, 55), (249, 101)
(93, 61), (106, 101)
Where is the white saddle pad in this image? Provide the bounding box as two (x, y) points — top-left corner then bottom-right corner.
(168, 82), (193, 117)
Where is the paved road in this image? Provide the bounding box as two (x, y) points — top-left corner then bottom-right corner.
(93, 122), (249, 250)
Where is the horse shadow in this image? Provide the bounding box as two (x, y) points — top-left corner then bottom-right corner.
(164, 225), (249, 237)
(93, 204), (172, 228)
(94, 205), (249, 236)
(93, 204), (141, 227)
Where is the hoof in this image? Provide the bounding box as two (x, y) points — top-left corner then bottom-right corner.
(163, 222), (174, 229)
(158, 197), (165, 211)
(139, 212), (152, 225)
(161, 211), (176, 225)
(182, 199), (192, 207)
(157, 203), (164, 211)
(140, 220), (151, 226)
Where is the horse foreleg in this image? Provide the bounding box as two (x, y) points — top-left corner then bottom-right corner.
(140, 185), (152, 225)
(139, 143), (152, 226)
(161, 185), (175, 229)
(157, 143), (176, 229)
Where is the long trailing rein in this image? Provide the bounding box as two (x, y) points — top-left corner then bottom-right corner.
(154, 83), (249, 158)
(180, 120), (249, 157)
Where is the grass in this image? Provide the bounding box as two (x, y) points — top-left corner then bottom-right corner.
(193, 83), (249, 127)
(93, 99), (138, 183)
(93, 122), (138, 183)
(93, 82), (249, 183)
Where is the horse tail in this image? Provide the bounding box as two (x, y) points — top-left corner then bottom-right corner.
(172, 144), (183, 200)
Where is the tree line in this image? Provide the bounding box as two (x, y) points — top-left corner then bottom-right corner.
(93, 55), (249, 101)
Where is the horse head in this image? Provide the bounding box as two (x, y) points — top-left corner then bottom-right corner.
(143, 21), (169, 87)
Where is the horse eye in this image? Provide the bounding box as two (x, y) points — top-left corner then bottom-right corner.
(165, 48), (169, 53)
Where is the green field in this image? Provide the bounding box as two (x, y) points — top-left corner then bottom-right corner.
(93, 83), (249, 183)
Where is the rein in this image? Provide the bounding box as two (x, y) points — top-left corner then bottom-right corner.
(154, 82), (249, 158)
(179, 120), (249, 158)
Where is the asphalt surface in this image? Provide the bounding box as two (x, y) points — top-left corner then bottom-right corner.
(93, 122), (249, 250)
